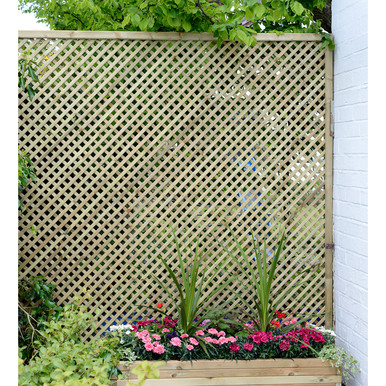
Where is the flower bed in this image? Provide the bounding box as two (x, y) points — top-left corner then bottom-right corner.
(106, 317), (345, 385)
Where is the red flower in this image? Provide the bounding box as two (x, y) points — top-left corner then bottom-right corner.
(157, 303), (163, 308)
(229, 343), (240, 353)
(277, 312), (286, 319)
(270, 320), (280, 328)
(279, 340), (290, 351)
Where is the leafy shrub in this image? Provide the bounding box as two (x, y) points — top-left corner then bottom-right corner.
(18, 275), (62, 363)
(18, 294), (121, 385)
(318, 344), (360, 380)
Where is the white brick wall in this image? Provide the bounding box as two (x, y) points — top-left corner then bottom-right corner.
(332, 1), (368, 385)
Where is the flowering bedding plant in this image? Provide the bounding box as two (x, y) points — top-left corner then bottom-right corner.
(106, 310), (335, 363)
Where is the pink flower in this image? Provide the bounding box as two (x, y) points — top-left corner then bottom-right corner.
(218, 337), (227, 345)
(204, 337), (212, 343)
(186, 344), (194, 351)
(142, 336), (152, 343)
(152, 334), (161, 340)
(227, 336), (237, 343)
(153, 345), (165, 354)
(162, 328), (170, 333)
(279, 340), (290, 351)
(217, 331), (226, 337)
(181, 334), (189, 338)
(230, 343), (240, 353)
(142, 330), (149, 336)
(195, 330), (205, 336)
(208, 328), (218, 335)
(244, 343), (254, 351)
(189, 337), (199, 346)
(211, 338), (219, 344)
(153, 341), (159, 347)
(284, 318), (298, 326)
(144, 342), (154, 351)
(170, 337), (182, 347)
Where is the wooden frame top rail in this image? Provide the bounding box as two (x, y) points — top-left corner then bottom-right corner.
(18, 30), (323, 41)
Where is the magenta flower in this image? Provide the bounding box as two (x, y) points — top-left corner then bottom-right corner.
(279, 340), (290, 351)
(244, 343), (254, 351)
(230, 343), (240, 353)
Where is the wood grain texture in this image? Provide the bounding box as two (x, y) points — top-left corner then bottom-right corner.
(112, 359), (341, 385)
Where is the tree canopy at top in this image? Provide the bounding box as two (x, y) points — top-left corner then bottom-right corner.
(18, 0), (333, 48)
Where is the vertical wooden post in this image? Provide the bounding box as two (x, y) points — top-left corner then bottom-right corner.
(324, 46), (334, 329)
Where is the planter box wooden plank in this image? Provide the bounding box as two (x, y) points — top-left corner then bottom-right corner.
(112, 359), (341, 385)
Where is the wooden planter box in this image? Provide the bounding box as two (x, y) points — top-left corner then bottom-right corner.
(112, 358), (341, 385)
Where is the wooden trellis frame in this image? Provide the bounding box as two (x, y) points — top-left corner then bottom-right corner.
(18, 31), (333, 339)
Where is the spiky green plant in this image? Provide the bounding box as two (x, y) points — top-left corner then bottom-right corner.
(151, 230), (240, 335)
(218, 227), (312, 332)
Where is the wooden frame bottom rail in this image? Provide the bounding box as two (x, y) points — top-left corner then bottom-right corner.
(111, 358), (341, 385)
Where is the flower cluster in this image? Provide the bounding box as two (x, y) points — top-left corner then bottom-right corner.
(109, 323), (134, 333)
(134, 329), (165, 354)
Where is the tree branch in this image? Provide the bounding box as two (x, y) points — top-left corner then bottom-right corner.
(196, 0), (214, 25)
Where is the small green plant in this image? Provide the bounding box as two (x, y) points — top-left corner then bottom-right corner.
(149, 229), (240, 335)
(18, 148), (37, 211)
(318, 344), (360, 380)
(218, 227), (314, 332)
(18, 293), (122, 385)
(18, 52), (40, 101)
(126, 361), (162, 386)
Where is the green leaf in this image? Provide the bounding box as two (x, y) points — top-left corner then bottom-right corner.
(291, 1), (305, 16)
(253, 3), (266, 19)
(182, 20), (191, 32)
(27, 84), (35, 102)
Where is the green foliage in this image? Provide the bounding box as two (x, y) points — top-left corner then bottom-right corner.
(126, 361), (162, 386)
(18, 148), (37, 211)
(218, 228), (315, 332)
(149, 229), (240, 335)
(18, 0), (333, 48)
(18, 294), (121, 385)
(18, 52), (40, 102)
(18, 275), (62, 363)
(318, 344), (360, 380)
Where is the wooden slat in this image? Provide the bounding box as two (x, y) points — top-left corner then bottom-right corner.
(18, 30), (323, 41)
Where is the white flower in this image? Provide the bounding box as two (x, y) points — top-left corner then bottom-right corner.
(109, 323), (134, 332)
(308, 324), (336, 336)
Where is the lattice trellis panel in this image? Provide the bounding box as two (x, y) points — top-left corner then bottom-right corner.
(18, 31), (333, 339)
